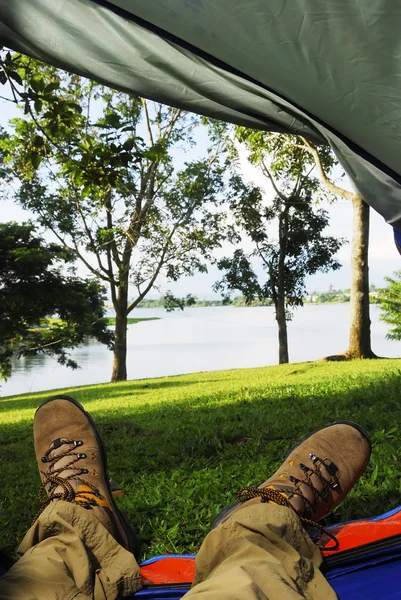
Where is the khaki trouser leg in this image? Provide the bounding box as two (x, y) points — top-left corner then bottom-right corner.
(184, 504), (337, 600)
(0, 501), (141, 600)
(0, 501), (337, 600)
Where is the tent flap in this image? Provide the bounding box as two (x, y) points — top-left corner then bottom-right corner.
(1, 0), (401, 225)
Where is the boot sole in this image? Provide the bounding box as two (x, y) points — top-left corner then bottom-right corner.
(36, 394), (140, 557)
(210, 420), (371, 530)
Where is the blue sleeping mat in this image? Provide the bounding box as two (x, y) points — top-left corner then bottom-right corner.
(3, 508), (401, 598)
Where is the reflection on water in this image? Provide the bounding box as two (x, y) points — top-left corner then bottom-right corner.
(2, 304), (400, 397)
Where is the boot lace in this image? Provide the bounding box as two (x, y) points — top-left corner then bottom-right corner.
(237, 452), (340, 551)
(33, 437), (104, 524)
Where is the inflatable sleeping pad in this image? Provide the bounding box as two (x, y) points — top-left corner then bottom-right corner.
(2, 506), (401, 598)
(133, 505), (401, 599)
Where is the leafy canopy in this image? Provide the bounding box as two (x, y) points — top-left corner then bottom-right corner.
(375, 271), (401, 341)
(0, 52), (246, 313)
(0, 222), (111, 380)
(214, 129), (344, 311)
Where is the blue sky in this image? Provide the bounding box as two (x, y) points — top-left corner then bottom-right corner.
(1, 95), (399, 299)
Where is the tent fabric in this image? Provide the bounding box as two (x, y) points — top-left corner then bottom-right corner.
(131, 547), (401, 600)
(3, 508), (401, 598)
(1, 1), (401, 226)
(131, 506), (401, 597)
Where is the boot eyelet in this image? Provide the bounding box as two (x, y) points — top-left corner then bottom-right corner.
(326, 461), (338, 475)
(41, 456), (48, 463)
(80, 468), (89, 474)
(78, 453), (87, 459)
(73, 440), (83, 447)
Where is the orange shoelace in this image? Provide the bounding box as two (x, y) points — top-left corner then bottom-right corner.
(33, 437), (104, 524)
(236, 453), (341, 551)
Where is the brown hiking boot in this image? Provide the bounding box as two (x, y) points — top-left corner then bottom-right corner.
(211, 422), (371, 549)
(33, 395), (139, 556)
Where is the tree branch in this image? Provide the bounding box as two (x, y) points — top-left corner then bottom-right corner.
(300, 137), (357, 201)
(141, 98), (154, 146)
(260, 161), (287, 201)
(127, 224), (179, 313)
(163, 108), (182, 142)
(0, 93), (17, 103)
(255, 241), (274, 269)
(104, 190), (122, 269)
(23, 338), (64, 351)
(44, 221), (113, 284)
(70, 238), (114, 283)
(1, 65), (19, 103)
(72, 187), (111, 277)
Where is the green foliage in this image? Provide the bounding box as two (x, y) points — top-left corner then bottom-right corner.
(212, 128), (345, 362)
(310, 286), (351, 304)
(235, 128), (335, 192)
(1, 358), (401, 559)
(376, 271), (401, 341)
(0, 50), (254, 379)
(104, 317), (160, 325)
(0, 222), (112, 380)
(214, 130), (344, 311)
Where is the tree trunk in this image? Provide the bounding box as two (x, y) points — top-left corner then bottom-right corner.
(111, 288), (128, 382)
(347, 196), (375, 358)
(300, 140), (376, 360)
(275, 296), (289, 364)
(276, 206), (289, 364)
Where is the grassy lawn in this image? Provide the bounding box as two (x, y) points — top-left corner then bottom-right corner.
(105, 317), (161, 326)
(1, 358), (401, 560)
(30, 317), (161, 331)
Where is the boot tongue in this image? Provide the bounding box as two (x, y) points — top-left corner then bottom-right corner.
(46, 445), (117, 537)
(45, 442), (78, 496)
(45, 442), (111, 509)
(266, 458), (337, 518)
(265, 484), (306, 513)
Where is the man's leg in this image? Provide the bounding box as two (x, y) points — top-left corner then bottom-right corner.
(0, 501), (140, 600)
(184, 504), (333, 600)
(0, 394), (142, 600)
(0, 398), (371, 600)
(185, 422), (372, 600)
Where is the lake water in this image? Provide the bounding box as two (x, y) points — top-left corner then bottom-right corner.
(2, 304), (400, 397)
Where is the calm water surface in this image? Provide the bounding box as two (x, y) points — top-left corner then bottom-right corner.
(2, 304), (400, 396)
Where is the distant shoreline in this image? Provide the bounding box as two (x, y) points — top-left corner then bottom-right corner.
(105, 317), (160, 325)
(115, 300), (359, 309)
(105, 300), (379, 310)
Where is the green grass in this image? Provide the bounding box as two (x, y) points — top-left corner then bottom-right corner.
(30, 317), (161, 331)
(1, 358), (401, 560)
(105, 317), (161, 325)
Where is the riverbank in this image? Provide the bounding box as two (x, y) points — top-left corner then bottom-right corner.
(4, 304), (398, 397)
(105, 317), (160, 325)
(1, 358), (401, 559)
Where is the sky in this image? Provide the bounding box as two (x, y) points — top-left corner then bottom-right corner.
(1, 94), (400, 300)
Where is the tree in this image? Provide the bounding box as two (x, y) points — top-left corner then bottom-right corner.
(214, 134), (343, 364)
(0, 53), (245, 381)
(210, 117), (375, 360)
(298, 138), (374, 359)
(0, 222), (111, 380)
(375, 272), (401, 341)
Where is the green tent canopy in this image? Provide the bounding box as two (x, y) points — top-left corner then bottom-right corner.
(1, 0), (401, 228)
